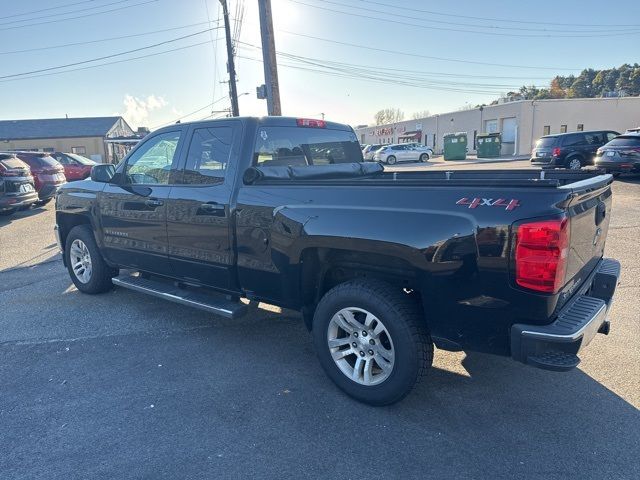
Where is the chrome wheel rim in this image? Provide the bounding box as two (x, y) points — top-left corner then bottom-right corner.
(70, 239), (92, 284)
(327, 307), (395, 386)
(387, 156), (396, 165)
(569, 158), (581, 170)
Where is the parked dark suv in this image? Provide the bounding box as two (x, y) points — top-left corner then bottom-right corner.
(0, 153), (38, 215)
(594, 133), (640, 175)
(531, 130), (619, 170)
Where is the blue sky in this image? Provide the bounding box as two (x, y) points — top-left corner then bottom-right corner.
(1, 0), (639, 129)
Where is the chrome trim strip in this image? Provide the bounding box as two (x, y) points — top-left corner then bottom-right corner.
(521, 302), (607, 341)
(112, 277), (234, 316)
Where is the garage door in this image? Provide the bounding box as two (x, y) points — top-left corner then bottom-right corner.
(501, 117), (517, 155)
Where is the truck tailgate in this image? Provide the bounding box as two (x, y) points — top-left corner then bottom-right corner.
(561, 177), (612, 300)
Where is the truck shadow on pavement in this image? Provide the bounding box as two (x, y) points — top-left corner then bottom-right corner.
(3, 282), (638, 479)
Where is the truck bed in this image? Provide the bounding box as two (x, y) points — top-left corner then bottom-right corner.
(245, 163), (612, 189)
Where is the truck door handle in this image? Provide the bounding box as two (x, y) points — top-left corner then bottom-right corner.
(145, 198), (164, 207)
(200, 202), (225, 211)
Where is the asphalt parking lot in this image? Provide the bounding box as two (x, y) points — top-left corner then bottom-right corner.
(1, 161), (638, 479)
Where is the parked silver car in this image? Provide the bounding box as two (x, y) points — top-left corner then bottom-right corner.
(362, 144), (385, 161)
(373, 143), (433, 165)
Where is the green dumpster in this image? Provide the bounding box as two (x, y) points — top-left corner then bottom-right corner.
(476, 132), (501, 158)
(443, 132), (467, 160)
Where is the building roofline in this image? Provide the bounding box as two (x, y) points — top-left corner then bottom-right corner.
(0, 134), (111, 141)
(356, 96), (640, 131)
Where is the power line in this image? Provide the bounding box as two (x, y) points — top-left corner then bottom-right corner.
(204, 0), (219, 107)
(0, 0), (133, 26)
(0, 21), (219, 56)
(236, 41), (551, 81)
(150, 96), (229, 129)
(237, 54), (524, 95)
(0, 41), (215, 84)
(332, 0), (640, 32)
(0, 27), (222, 80)
(348, 0), (640, 29)
(1, 0), (158, 31)
(287, 0), (640, 38)
(274, 29), (581, 71)
(0, 0), (102, 20)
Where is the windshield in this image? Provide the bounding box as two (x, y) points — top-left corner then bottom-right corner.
(606, 136), (640, 147)
(0, 157), (27, 170)
(535, 137), (558, 148)
(254, 127), (363, 166)
(35, 156), (60, 167)
(66, 153), (96, 165)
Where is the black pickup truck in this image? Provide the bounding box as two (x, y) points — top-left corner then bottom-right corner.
(55, 117), (620, 405)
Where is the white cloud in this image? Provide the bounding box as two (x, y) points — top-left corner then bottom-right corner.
(120, 94), (168, 126)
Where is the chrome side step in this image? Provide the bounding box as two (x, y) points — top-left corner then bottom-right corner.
(112, 275), (247, 319)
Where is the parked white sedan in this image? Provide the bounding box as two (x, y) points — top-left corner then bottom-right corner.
(373, 143), (433, 165)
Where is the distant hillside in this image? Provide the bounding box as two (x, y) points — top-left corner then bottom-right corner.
(515, 64), (640, 101)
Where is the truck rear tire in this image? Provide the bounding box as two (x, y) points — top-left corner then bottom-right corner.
(312, 279), (433, 406)
(65, 225), (118, 294)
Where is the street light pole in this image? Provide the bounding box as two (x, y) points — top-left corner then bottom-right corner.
(258, 0), (281, 115)
(219, 0), (239, 117)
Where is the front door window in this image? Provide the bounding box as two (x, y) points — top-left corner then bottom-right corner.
(124, 131), (182, 185)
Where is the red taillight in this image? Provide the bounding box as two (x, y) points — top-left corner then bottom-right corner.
(296, 118), (326, 128)
(515, 218), (570, 293)
(552, 147), (561, 157)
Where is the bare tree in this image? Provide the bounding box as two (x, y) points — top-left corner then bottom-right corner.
(373, 108), (405, 125)
(411, 110), (430, 120)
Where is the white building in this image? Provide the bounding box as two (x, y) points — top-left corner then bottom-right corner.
(355, 97), (640, 156)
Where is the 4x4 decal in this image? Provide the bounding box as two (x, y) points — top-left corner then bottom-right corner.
(456, 197), (520, 211)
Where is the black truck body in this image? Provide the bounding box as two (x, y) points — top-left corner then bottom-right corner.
(55, 117), (620, 405)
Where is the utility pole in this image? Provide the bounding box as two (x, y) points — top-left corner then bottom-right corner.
(258, 0), (281, 115)
(219, 0), (239, 117)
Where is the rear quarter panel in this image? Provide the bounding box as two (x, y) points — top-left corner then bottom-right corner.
(236, 183), (574, 354)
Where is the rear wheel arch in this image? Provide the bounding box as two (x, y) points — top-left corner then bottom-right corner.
(299, 247), (425, 329)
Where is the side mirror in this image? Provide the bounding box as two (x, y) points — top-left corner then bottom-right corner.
(90, 164), (115, 183)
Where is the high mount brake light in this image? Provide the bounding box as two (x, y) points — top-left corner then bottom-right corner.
(515, 218), (570, 293)
(296, 118), (326, 128)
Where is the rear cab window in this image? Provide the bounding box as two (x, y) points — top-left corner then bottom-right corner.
(254, 126), (363, 167)
(535, 137), (558, 148)
(606, 135), (640, 147)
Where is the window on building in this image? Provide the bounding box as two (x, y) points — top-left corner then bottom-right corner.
(543, 126), (551, 135)
(560, 125), (567, 133)
(577, 124), (584, 131)
(72, 146), (86, 154)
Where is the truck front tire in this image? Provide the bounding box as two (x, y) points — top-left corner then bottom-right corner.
(65, 225), (118, 294)
(312, 279), (433, 405)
